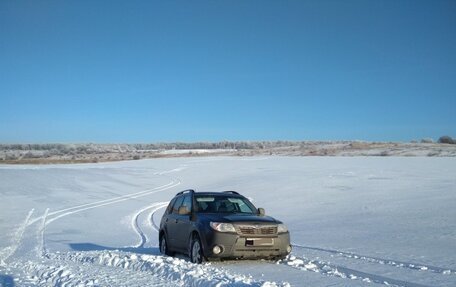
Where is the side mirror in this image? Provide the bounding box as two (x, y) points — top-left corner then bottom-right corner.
(178, 206), (191, 215)
(258, 208), (265, 216)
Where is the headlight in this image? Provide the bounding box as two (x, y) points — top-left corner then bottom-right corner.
(210, 222), (236, 233)
(278, 224), (288, 233)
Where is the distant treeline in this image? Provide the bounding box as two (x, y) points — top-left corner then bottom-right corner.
(0, 141), (350, 152)
(1, 139), (455, 162)
(1, 138), (455, 153)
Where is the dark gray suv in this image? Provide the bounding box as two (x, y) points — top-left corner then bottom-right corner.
(159, 189), (291, 263)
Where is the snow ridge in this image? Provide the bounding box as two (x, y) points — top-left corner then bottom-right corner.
(13, 250), (289, 287)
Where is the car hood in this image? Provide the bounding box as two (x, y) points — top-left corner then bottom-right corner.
(199, 213), (281, 224)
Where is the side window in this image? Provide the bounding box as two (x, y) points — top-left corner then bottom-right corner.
(181, 194), (192, 213)
(238, 202), (251, 213)
(172, 196), (184, 214)
(166, 197), (177, 214)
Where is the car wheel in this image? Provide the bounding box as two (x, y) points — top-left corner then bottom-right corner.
(160, 234), (174, 256)
(274, 255), (287, 261)
(189, 235), (205, 264)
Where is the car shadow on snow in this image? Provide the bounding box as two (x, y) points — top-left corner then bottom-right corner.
(69, 243), (161, 256)
(0, 274), (15, 287)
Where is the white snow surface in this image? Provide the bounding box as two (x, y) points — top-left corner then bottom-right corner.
(1, 156), (455, 287)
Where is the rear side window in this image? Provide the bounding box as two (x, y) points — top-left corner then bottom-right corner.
(172, 196), (184, 214)
(166, 197), (177, 214)
(181, 194), (192, 212)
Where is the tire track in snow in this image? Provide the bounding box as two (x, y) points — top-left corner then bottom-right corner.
(28, 180), (180, 226)
(131, 202), (168, 248)
(293, 244), (455, 275)
(38, 208), (49, 258)
(281, 254), (432, 287)
(148, 203), (167, 232)
(26, 162), (186, 225)
(45, 180), (179, 226)
(154, 166), (187, 175)
(37, 164), (187, 225)
(6, 167), (181, 264)
(20, 165), (182, 261)
(0, 208), (34, 264)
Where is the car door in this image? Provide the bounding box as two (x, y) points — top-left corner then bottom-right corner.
(174, 194), (193, 250)
(166, 195), (184, 249)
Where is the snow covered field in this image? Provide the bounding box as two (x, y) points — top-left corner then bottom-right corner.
(1, 157), (455, 286)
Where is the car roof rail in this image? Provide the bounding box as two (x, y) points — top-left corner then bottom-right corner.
(175, 189), (195, 196)
(223, 190), (240, 195)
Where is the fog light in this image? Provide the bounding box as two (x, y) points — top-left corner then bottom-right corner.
(286, 245), (292, 253)
(213, 245), (222, 255)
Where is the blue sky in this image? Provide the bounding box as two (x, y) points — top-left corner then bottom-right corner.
(1, 0), (455, 143)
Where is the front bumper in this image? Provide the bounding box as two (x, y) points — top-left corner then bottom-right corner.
(202, 231), (291, 259)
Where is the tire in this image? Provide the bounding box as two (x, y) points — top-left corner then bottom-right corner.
(274, 255), (287, 261)
(189, 235), (205, 264)
(159, 234), (174, 256)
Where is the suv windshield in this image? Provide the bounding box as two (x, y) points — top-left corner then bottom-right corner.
(195, 195), (257, 214)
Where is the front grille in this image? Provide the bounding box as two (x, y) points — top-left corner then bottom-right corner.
(237, 225), (277, 236)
